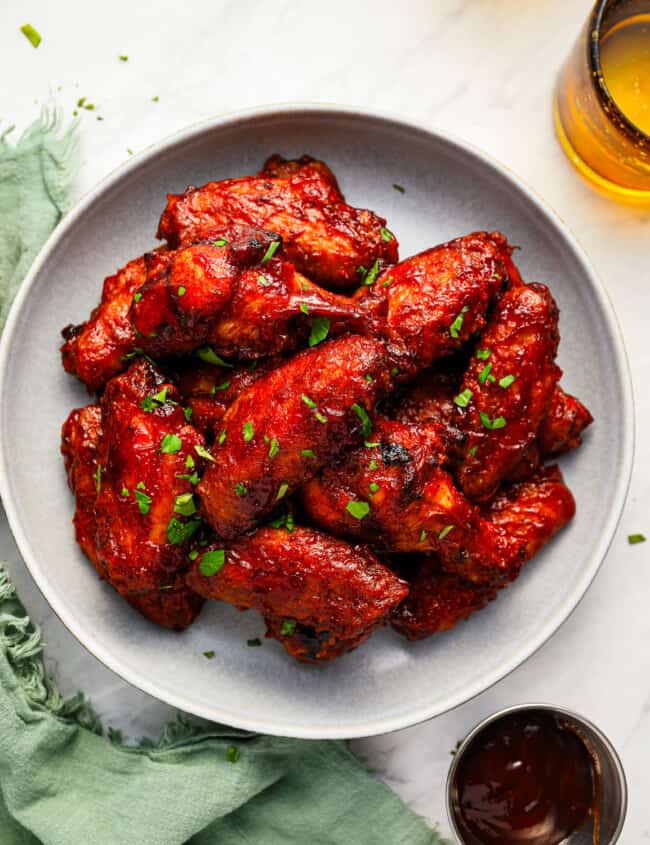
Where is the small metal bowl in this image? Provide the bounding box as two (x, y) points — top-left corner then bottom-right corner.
(446, 703), (627, 844)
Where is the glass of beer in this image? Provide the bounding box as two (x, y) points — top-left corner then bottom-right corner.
(554, 0), (650, 199)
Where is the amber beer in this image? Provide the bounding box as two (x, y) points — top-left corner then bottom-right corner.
(554, 0), (650, 198)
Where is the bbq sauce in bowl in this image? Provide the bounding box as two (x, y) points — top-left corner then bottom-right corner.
(450, 710), (598, 845)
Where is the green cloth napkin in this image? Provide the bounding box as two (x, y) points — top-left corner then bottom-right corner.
(0, 113), (448, 845)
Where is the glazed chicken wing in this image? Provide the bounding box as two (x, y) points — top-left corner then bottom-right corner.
(302, 420), (575, 586)
(94, 360), (207, 595)
(157, 158), (398, 288)
(197, 335), (394, 539)
(357, 231), (519, 375)
(60, 373), (204, 629)
(185, 526), (408, 662)
(453, 283), (561, 500)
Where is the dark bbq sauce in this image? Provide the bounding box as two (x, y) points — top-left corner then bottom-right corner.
(452, 711), (597, 845)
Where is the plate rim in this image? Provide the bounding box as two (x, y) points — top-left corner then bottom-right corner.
(0, 103), (635, 738)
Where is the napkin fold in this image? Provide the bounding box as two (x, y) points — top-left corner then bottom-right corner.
(0, 112), (447, 845)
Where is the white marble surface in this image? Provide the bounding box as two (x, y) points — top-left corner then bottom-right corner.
(0, 0), (648, 840)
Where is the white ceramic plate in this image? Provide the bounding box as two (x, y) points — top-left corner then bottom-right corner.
(0, 105), (633, 738)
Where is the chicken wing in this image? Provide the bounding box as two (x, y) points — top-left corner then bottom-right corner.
(185, 526), (408, 662)
(453, 283), (561, 500)
(61, 379), (204, 629)
(302, 420), (575, 586)
(61, 255), (149, 393)
(539, 387), (593, 456)
(157, 158), (398, 288)
(196, 335), (393, 539)
(357, 231), (519, 374)
(94, 359), (207, 594)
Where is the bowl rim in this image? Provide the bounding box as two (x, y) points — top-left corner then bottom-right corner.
(0, 103), (635, 739)
(445, 702), (628, 844)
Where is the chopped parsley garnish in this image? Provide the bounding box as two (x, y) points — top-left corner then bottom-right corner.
(308, 316), (330, 347)
(468, 445), (478, 457)
(247, 638), (262, 647)
(479, 411), (507, 430)
(369, 482), (380, 493)
(199, 549), (226, 576)
(188, 549), (199, 561)
(449, 306), (469, 339)
(351, 403), (372, 438)
(119, 55), (128, 61)
(186, 455), (195, 469)
(120, 486), (129, 497)
(160, 434), (182, 454)
(152, 96), (159, 102)
(381, 275), (393, 287)
(364, 440), (380, 448)
(20, 24), (42, 48)
(301, 394), (316, 409)
(212, 380), (231, 392)
(301, 449), (315, 458)
(141, 386), (171, 411)
(234, 482), (247, 497)
(628, 533), (646, 545)
(346, 500), (370, 520)
(203, 650), (215, 659)
(314, 411), (328, 424)
(392, 183), (406, 193)
(242, 421), (255, 442)
(212, 238), (228, 247)
(390, 367), (399, 378)
(476, 348), (491, 360)
(269, 437), (280, 458)
(498, 374), (517, 389)
(134, 488), (152, 515)
(133, 292), (142, 303)
(92, 464), (102, 494)
(177, 471), (199, 485)
(275, 482), (289, 501)
(368, 459), (378, 470)
(454, 388), (473, 408)
(174, 493), (196, 516)
(362, 258), (380, 286)
(268, 511), (295, 532)
(177, 286), (186, 297)
(478, 363), (495, 385)
(183, 406), (193, 422)
(257, 273), (271, 287)
(419, 529), (427, 543)
(365, 374), (374, 382)
(299, 303), (309, 315)
(226, 745), (240, 762)
(166, 517), (201, 544)
(280, 619), (297, 636)
(196, 346), (233, 367)
(195, 444), (216, 462)
(260, 240), (280, 264)
(438, 524), (455, 540)
(381, 227), (393, 242)
(217, 430), (226, 446)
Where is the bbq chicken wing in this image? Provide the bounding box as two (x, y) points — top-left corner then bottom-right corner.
(302, 420), (575, 586)
(196, 335), (394, 539)
(93, 360), (207, 595)
(453, 283), (561, 500)
(60, 371), (204, 629)
(357, 231), (519, 375)
(157, 158), (398, 288)
(61, 255), (149, 393)
(185, 526), (408, 662)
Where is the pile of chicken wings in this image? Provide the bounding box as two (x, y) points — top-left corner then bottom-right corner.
(60, 154), (592, 663)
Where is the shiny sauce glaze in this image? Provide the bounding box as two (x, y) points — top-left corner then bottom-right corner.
(452, 711), (598, 845)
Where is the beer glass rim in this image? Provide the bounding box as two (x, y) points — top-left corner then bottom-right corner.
(590, 0), (650, 145)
